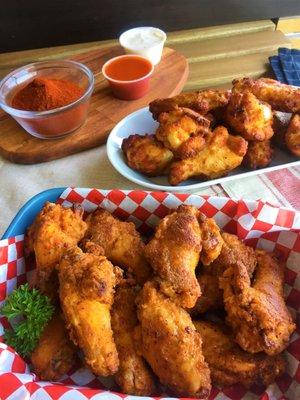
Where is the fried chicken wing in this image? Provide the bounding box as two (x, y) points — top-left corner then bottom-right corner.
(232, 77), (300, 113)
(225, 91), (274, 141)
(31, 312), (76, 381)
(191, 233), (256, 315)
(285, 113), (300, 157)
(82, 209), (151, 285)
(136, 281), (211, 398)
(111, 284), (155, 395)
(220, 250), (296, 355)
(243, 140), (273, 170)
(155, 108), (210, 158)
(145, 205), (202, 308)
(194, 321), (286, 388)
(121, 134), (173, 176)
(199, 215), (223, 266)
(218, 232), (257, 274)
(169, 126), (248, 185)
(58, 246), (120, 376)
(25, 202), (87, 298)
(149, 90), (230, 119)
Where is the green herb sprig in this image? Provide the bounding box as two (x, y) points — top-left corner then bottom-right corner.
(0, 283), (54, 357)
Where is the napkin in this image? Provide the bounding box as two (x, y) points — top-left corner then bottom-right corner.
(269, 47), (300, 86)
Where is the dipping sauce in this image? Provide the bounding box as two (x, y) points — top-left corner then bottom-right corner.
(102, 54), (154, 100)
(119, 27), (167, 65)
(104, 55), (153, 81)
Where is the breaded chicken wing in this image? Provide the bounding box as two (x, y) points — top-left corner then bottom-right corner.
(59, 246), (120, 376)
(82, 209), (151, 285)
(285, 113), (300, 157)
(243, 140), (273, 170)
(191, 232), (256, 315)
(111, 284), (155, 395)
(136, 281), (211, 398)
(232, 77), (300, 113)
(194, 321), (286, 388)
(155, 108), (210, 158)
(220, 250), (296, 355)
(121, 134), (173, 176)
(149, 90), (230, 119)
(31, 312), (76, 381)
(169, 126), (248, 185)
(199, 214), (223, 266)
(218, 232), (257, 274)
(225, 91), (274, 141)
(145, 205), (202, 308)
(25, 202), (87, 298)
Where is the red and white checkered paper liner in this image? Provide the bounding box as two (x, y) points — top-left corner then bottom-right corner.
(0, 188), (299, 400)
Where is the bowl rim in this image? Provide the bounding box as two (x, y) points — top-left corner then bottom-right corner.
(102, 54), (154, 84)
(0, 60), (95, 117)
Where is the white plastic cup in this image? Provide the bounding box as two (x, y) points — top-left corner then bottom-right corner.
(119, 27), (167, 66)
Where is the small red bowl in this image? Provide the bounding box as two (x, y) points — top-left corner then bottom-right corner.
(102, 54), (154, 100)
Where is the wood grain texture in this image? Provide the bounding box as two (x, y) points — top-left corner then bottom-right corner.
(277, 17), (300, 34)
(172, 30), (289, 62)
(0, 47), (188, 164)
(0, 20), (274, 79)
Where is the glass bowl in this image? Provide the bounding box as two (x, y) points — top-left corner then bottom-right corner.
(0, 60), (94, 139)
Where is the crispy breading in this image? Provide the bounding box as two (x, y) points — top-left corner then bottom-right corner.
(285, 113), (300, 157)
(243, 140), (273, 170)
(121, 134), (173, 176)
(58, 246), (120, 376)
(218, 233), (257, 274)
(155, 108), (210, 158)
(82, 208), (151, 285)
(31, 312), (76, 381)
(232, 77), (300, 113)
(145, 205), (202, 308)
(199, 215), (223, 266)
(149, 90), (230, 119)
(169, 126), (248, 185)
(136, 281), (211, 398)
(111, 284), (156, 395)
(225, 91), (274, 141)
(191, 232), (256, 315)
(194, 321), (286, 388)
(25, 202), (87, 298)
(220, 250), (296, 355)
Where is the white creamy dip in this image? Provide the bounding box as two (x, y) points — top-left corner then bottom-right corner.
(119, 27), (167, 65)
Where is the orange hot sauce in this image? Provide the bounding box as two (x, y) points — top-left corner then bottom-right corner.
(104, 55), (152, 81)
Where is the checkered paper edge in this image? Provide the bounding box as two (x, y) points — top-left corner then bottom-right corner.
(0, 188), (299, 400)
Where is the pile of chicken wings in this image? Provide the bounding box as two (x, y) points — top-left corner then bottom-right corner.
(122, 78), (300, 185)
(24, 201), (296, 398)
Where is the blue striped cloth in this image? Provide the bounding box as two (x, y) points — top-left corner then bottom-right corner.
(269, 47), (300, 86)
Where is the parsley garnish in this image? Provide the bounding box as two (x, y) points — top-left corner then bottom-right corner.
(0, 283), (54, 357)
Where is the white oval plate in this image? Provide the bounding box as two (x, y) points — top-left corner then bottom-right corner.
(107, 107), (300, 192)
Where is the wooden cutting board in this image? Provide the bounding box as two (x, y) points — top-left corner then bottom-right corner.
(0, 46), (188, 164)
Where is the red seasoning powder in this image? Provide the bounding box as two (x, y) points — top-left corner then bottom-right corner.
(12, 77), (84, 111)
